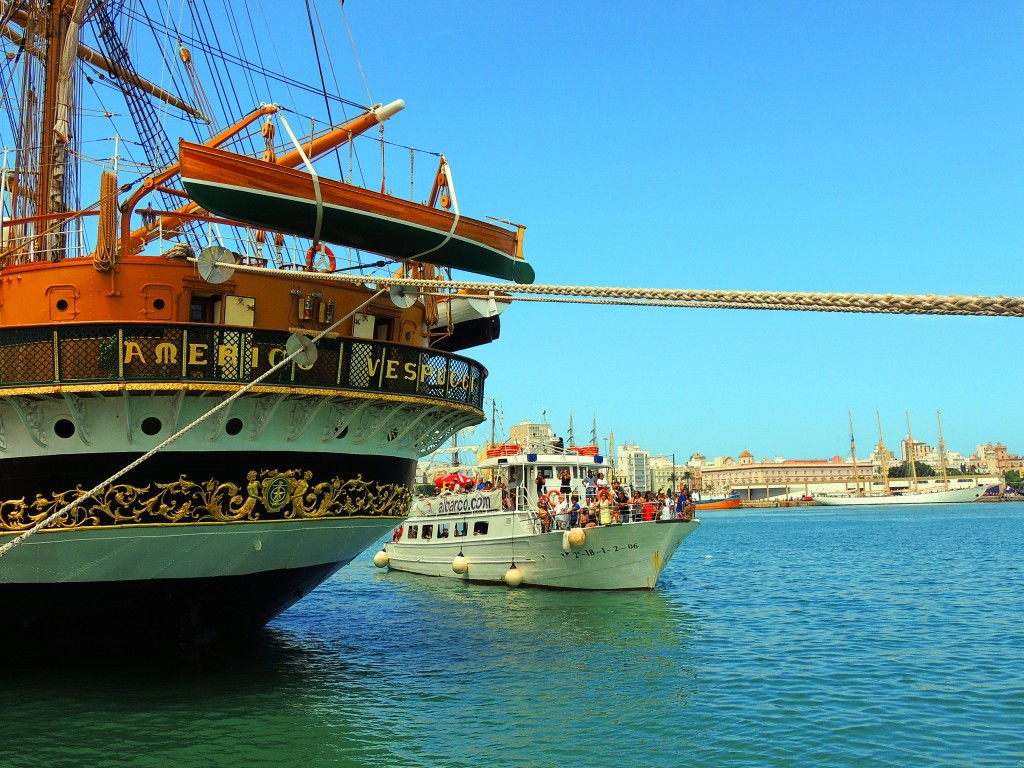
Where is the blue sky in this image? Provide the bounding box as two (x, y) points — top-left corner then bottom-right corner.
(327, 1), (1024, 461)
(201, 1), (1023, 461)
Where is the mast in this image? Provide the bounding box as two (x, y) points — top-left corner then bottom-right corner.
(568, 411), (575, 447)
(937, 409), (950, 490)
(906, 410), (919, 492)
(491, 399), (497, 448)
(849, 410), (862, 495)
(877, 411), (891, 495)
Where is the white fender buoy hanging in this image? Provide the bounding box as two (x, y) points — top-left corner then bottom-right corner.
(503, 562), (523, 587)
(561, 531), (572, 553)
(452, 552), (469, 574)
(568, 527), (587, 547)
(373, 550), (389, 568)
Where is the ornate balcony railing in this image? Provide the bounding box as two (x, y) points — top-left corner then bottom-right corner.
(0, 323), (487, 409)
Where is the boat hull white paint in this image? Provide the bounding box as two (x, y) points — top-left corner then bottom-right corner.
(812, 484), (991, 506)
(384, 518), (700, 590)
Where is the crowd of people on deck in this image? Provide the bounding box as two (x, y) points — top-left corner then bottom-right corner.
(533, 469), (695, 533)
(430, 467), (696, 532)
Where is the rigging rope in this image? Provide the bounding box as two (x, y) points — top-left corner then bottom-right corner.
(0, 288), (387, 560)
(213, 261), (1024, 318)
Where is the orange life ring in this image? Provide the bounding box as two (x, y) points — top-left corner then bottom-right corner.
(545, 490), (563, 509)
(597, 489), (612, 502)
(306, 242), (336, 271)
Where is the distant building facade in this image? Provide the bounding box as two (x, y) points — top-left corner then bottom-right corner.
(618, 444), (650, 493)
(697, 452), (875, 500)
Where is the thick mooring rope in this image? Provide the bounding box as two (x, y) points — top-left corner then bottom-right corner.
(214, 261), (1024, 318)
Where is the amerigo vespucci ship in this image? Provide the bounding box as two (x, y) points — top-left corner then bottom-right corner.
(0, 2), (532, 649)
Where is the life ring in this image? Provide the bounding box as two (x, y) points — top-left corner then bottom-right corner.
(545, 490), (563, 509)
(306, 242), (336, 271)
(597, 489), (612, 502)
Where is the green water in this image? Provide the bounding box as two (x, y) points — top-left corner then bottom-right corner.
(3, 504), (1022, 767)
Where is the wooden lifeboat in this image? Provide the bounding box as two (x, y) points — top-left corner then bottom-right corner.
(179, 141), (535, 284)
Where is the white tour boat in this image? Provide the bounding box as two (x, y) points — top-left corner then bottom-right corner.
(375, 442), (700, 590)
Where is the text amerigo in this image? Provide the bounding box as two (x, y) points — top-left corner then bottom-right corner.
(119, 340), (478, 391)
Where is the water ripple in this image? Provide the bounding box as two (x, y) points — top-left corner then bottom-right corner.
(2, 503), (1022, 767)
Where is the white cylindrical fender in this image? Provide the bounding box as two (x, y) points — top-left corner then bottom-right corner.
(503, 564), (523, 587)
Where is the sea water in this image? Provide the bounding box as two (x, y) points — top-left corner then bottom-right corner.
(2, 503), (1022, 767)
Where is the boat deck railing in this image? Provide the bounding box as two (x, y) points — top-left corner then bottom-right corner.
(0, 322), (486, 408)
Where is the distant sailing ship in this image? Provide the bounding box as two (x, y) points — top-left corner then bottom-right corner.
(812, 411), (991, 506)
(0, 2), (531, 649)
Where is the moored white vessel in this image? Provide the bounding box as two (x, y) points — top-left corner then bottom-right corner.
(813, 411), (993, 506)
(812, 484), (991, 506)
(377, 431), (700, 589)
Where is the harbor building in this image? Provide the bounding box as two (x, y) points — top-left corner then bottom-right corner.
(617, 444), (651, 493)
(698, 452), (877, 501)
(974, 442), (1024, 475)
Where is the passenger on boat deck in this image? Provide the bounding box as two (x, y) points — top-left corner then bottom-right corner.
(559, 468), (571, 499)
(595, 472), (608, 492)
(642, 492), (655, 521)
(675, 487), (690, 519)
(612, 481), (628, 524)
(569, 494), (582, 528)
(628, 489), (643, 523)
(553, 495), (570, 530)
(660, 492), (673, 520)
(535, 470), (547, 500)
(536, 497), (552, 533)
(598, 494), (613, 526)
(585, 470), (597, 501)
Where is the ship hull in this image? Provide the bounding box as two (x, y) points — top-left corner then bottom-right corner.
(692, 494), (742, 510)
(384, 519), (700, 590)
(0, 324), (488, 649)
(812, 484), (991, 506)
(0, 549), (347, 651)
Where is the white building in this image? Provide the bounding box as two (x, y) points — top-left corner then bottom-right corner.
(618, 444), (651, 493)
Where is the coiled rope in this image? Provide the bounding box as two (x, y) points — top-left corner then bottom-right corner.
(216, 261), (1024, 318)
(0, 288), (386, 559)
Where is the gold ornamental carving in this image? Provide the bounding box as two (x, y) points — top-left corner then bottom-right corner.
(0, 469), (412, 532)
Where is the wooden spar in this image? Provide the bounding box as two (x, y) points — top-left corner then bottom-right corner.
(118, 106), (280, 257)
(0, 19), (206, 121)
(119, 101), (404, 258)
(273, 100), (404, 169)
